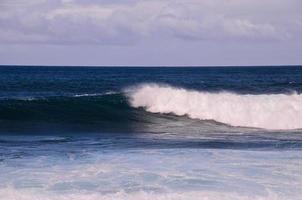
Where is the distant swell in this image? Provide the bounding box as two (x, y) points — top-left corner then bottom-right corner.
(128, 84), (302, 130)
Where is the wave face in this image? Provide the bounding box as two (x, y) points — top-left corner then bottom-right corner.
(129, 84), (302, 130)
(0, 94), (140, 134)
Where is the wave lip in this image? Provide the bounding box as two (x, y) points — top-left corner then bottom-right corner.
(128, 84), (302, 130)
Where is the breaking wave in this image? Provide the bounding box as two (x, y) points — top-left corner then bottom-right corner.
(128, 84), (302, 130)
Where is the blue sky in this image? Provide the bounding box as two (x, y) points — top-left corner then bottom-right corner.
(0, 0), (302, 66)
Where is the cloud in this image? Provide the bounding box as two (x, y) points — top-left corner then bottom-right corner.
(0, 0), (301, 45)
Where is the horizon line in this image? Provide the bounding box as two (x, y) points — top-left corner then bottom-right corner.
(0, 64), (302, 68)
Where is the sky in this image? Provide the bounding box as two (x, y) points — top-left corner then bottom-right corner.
(0, 0), (302, 66)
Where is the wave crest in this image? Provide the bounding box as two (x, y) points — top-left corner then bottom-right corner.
(128, 84), (302, 130)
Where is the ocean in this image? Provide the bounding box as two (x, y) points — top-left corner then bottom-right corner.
(0, 66), (302, 200)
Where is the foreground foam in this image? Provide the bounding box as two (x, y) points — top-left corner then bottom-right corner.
(0, 188), (282, 200)
(1, 142), (301, 200)
(128, 84), (302, 130)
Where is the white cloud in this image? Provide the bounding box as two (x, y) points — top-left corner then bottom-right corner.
(0, 0), (301, 45)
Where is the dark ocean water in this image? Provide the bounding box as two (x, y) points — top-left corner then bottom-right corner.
(1, 66), (302, 200)
(1, 66), (302, 132)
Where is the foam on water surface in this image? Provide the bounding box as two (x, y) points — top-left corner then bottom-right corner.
(129, 84), (302, 129)
(1, 139), (301, 200)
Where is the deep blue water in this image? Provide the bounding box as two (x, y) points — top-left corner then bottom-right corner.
(1, 66), (302, 200)
(1, 66), (302, 97)
(1, 66), (302, 134)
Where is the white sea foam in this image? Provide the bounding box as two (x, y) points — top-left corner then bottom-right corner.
(128, 84), (302, 130)
(73, 91), (117, 97)
(1, 146), (301, 200)
(0, 188), (282, 200)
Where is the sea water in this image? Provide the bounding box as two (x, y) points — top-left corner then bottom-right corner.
(0, 66), (302, 200)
